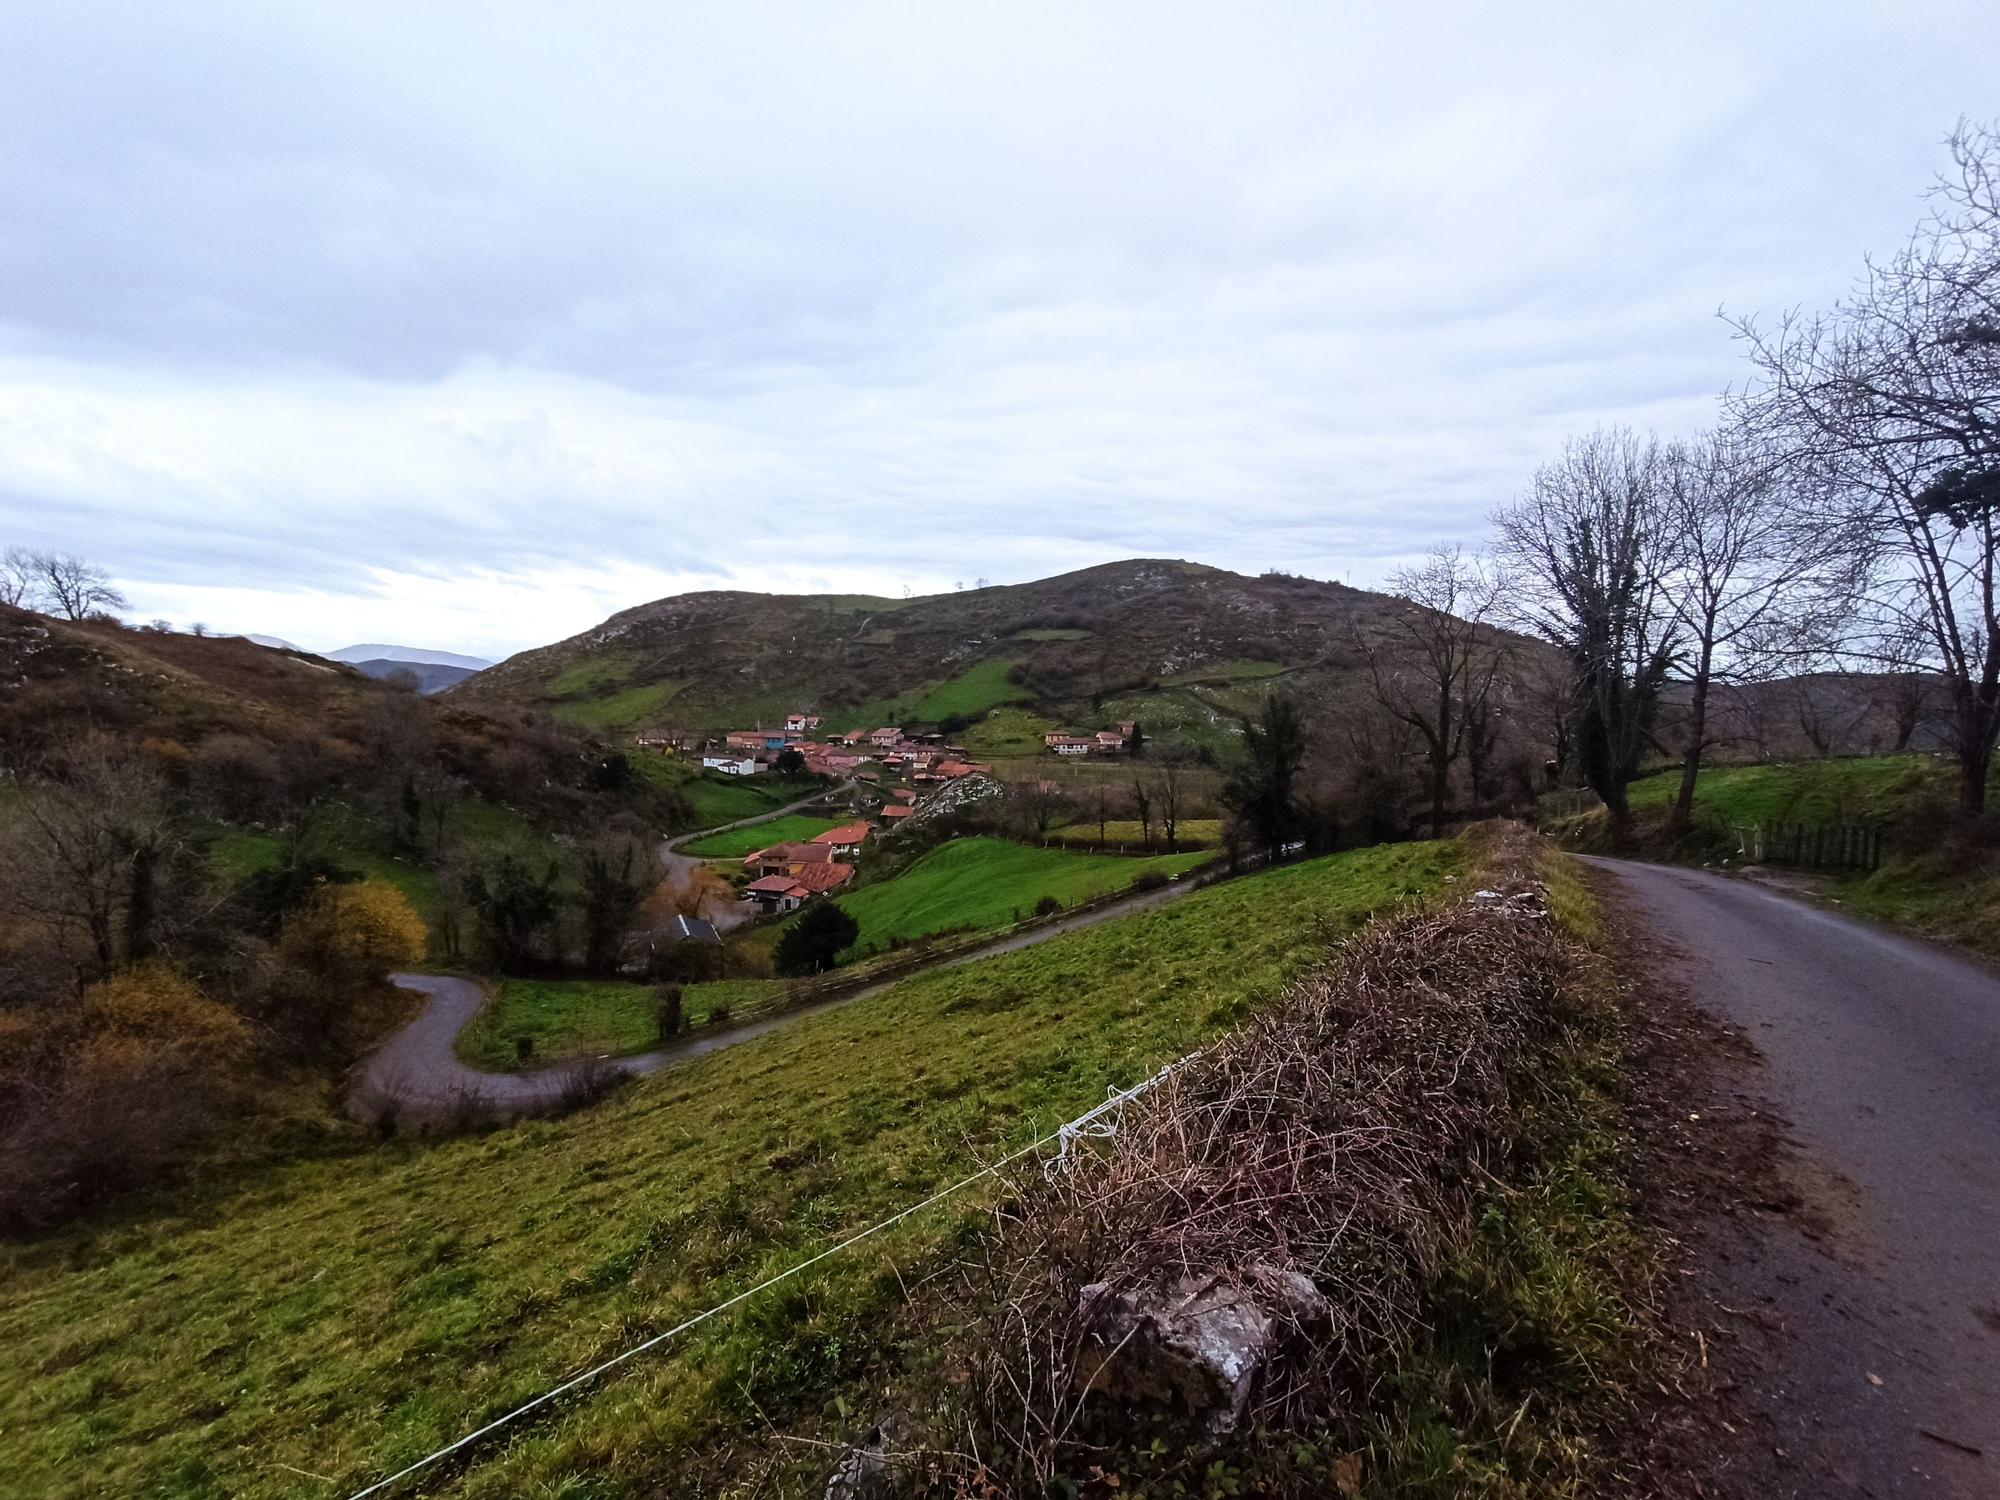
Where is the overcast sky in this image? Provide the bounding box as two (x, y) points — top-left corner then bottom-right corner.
(3, 2), (1994, 660)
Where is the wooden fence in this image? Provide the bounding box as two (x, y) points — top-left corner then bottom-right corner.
(1535, 788), (1602, 822)
(1734, 821), (1884, 872)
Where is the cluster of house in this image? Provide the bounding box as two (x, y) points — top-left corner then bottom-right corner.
(1044, 721), (1141, 757)
(678, 713), (992, 782)
(739, 818), (875, 913)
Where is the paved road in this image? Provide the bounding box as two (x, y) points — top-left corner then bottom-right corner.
(351, 864), (1206, 1126)
(1586, 858), (2000, 1497)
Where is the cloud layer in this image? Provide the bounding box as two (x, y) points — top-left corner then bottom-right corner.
(3, 1), (1994, 658)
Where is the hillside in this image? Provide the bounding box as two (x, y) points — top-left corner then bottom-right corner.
(0, 839), (1465, 1498)
(346, 657), (481, 693)
(450, 559), (1450, 753)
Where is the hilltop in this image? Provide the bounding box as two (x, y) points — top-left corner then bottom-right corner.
(451, 559), (1437, 755)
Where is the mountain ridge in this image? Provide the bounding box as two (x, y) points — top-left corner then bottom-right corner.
(449, 557), (1445, 752)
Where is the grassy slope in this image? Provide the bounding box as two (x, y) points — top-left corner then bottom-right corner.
(207, 801), (539, 930)
(0, 839), (1459, 1500)
(835, 836), (1212, 953)
(1610, 755), (2000, 959)
(961, 703), (1060, 757)
(680, 815), (843, 858)
(1624, 755), (1953, 825)
(635, 757), (828, 830)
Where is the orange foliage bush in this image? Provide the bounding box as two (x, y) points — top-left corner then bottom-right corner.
(279, 879), (429, 982)
(76, 964), (247, 1082)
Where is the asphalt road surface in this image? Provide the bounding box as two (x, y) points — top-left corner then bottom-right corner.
(1586, 857), (2000, 1497)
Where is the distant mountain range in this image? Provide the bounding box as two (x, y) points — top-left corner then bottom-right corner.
(326, 644), (492, 671)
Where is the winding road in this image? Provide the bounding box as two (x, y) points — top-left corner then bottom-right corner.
(1587, 858), (2000, 1497)
(351, 782), (1210, 1124)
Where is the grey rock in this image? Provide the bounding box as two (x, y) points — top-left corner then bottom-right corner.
(824, 1414), (921, 1499)
(1077, 1265), (1328, 1434)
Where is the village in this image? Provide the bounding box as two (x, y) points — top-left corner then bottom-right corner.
(638, 712), (1149, 919)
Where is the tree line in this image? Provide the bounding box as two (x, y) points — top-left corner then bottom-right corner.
(1342, 118), (2000, 848)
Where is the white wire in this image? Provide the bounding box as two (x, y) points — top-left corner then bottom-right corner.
(342, 1052), (1196, 1499)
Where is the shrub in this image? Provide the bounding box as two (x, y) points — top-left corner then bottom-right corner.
(1033, 894), (1064, 918)
(656, 984), (685, 1039)
(1127, 870), (1171, 894)
(775, 900), (862, 976)
(0, 965), (250, 1231)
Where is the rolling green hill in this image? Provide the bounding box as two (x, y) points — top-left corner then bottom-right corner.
(450, 559), (1494, 758)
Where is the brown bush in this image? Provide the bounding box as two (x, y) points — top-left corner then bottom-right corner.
(0, 965), (251, 1232)
(935, 834), (1583, 1492)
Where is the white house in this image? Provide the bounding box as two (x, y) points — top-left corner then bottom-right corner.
(702, 754), (763, 776)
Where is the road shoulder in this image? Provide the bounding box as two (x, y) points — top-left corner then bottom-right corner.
(1583, 860), (1994, 1498)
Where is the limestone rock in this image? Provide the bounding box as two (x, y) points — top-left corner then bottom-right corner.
(1077, 1265), (1328, 1434)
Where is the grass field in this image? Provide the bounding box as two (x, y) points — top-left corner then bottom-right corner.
(834, 835), (1212, 954)
(206, 800), (538, 930)
(961, 703), (1060, 757)
(908, 657), (1029, 721)
(456, 978), (787, 1070)
(1046, 817), (1224, 849)
(456, 978), (663, 1069)
(635, 757), (828, 830)
(0, 838), (1460, 1499)
(680, 815), (842, 858)
(553, 680), (686, 731)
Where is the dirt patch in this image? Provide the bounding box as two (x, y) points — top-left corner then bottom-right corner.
(1577, 870), (1800, 1497)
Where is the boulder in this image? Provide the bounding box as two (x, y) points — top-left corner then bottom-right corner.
(1077, 1265), (1328, 1434)
(824, 1414), (920, 1500)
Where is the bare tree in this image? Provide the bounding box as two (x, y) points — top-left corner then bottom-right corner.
(1358, 547), (1505, 837)
(27, 552), (128, 621)
(1155, 764), (1185, 851)
(1494, 428), (1681, 846)
(0, 745), (167, 989)
(1733, 119), (2000, 816)
(1128, 772), (1154, 850)
(1656, 429), (1834, 835)
(1085, 781), (1118, 848)
(1006, 779), (1070, 841)
(1, 547), (37, 607)
(1880, 671), (1935, 752)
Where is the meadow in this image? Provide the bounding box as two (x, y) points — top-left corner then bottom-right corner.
(832, 835), (1212, 954)
(456, 978), (790, 1070)
(0, 839), (1460, 1499)
(679, 815), (843, 858)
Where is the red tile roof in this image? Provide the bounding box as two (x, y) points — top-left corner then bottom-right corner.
(879, 803), (914, 818)
(791, 861), (856, 893)
(743, 841), (834, 866)
(812, 820), (874, 846)
(744, 874), (806, 896)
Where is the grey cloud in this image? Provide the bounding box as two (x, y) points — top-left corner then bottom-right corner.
(2, 1), (1997, 654)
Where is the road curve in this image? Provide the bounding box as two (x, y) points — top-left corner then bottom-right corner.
(1584, 857), (2000, 1497)
(351, 863), (1205, 1126)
